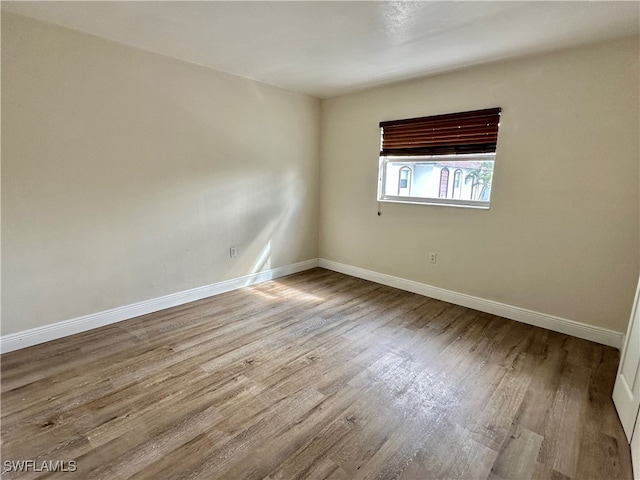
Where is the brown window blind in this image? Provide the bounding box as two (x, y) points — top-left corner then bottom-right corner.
(380, 107), (501, 156)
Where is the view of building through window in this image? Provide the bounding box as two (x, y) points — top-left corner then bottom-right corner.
(380, 155), (495, 206)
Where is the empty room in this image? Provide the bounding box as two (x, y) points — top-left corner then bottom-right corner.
(2, 1), (640, 479)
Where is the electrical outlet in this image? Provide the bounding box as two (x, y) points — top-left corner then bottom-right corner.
(230, 247), (238, 258)
(429, 252), (437, 264)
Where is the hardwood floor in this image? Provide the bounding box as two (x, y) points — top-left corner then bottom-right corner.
(0, 268), (633, 479)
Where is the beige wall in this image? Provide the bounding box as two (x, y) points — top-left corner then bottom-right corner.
(319, 36), (640, 333)
(3, 11), (639, 339)
(1, 13), (320, 335)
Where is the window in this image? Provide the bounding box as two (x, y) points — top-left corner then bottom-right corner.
(439, 168), (449, 198)
(398, 166), (412, 195)
(452, 169), (462, 198)
(377, 107), (501, 208)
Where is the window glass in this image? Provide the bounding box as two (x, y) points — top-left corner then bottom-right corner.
(378, 154), (495, 208)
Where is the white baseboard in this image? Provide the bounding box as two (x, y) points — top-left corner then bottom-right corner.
(0, 259), (319, 354)
(2, 258), (623, 353)
(318, 259), (624, 349)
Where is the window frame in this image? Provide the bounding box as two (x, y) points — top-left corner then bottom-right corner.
(377, 153), (495, 209)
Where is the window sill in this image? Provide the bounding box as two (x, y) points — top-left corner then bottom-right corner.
(378, 196), (490, 209)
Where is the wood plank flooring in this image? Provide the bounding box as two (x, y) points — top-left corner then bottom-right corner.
(0, 268), (633, 479)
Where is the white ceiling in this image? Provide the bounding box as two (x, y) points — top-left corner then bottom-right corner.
(3, 1), (639, 98)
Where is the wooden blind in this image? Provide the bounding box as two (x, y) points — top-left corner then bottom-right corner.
(380, 107), (501, 156)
